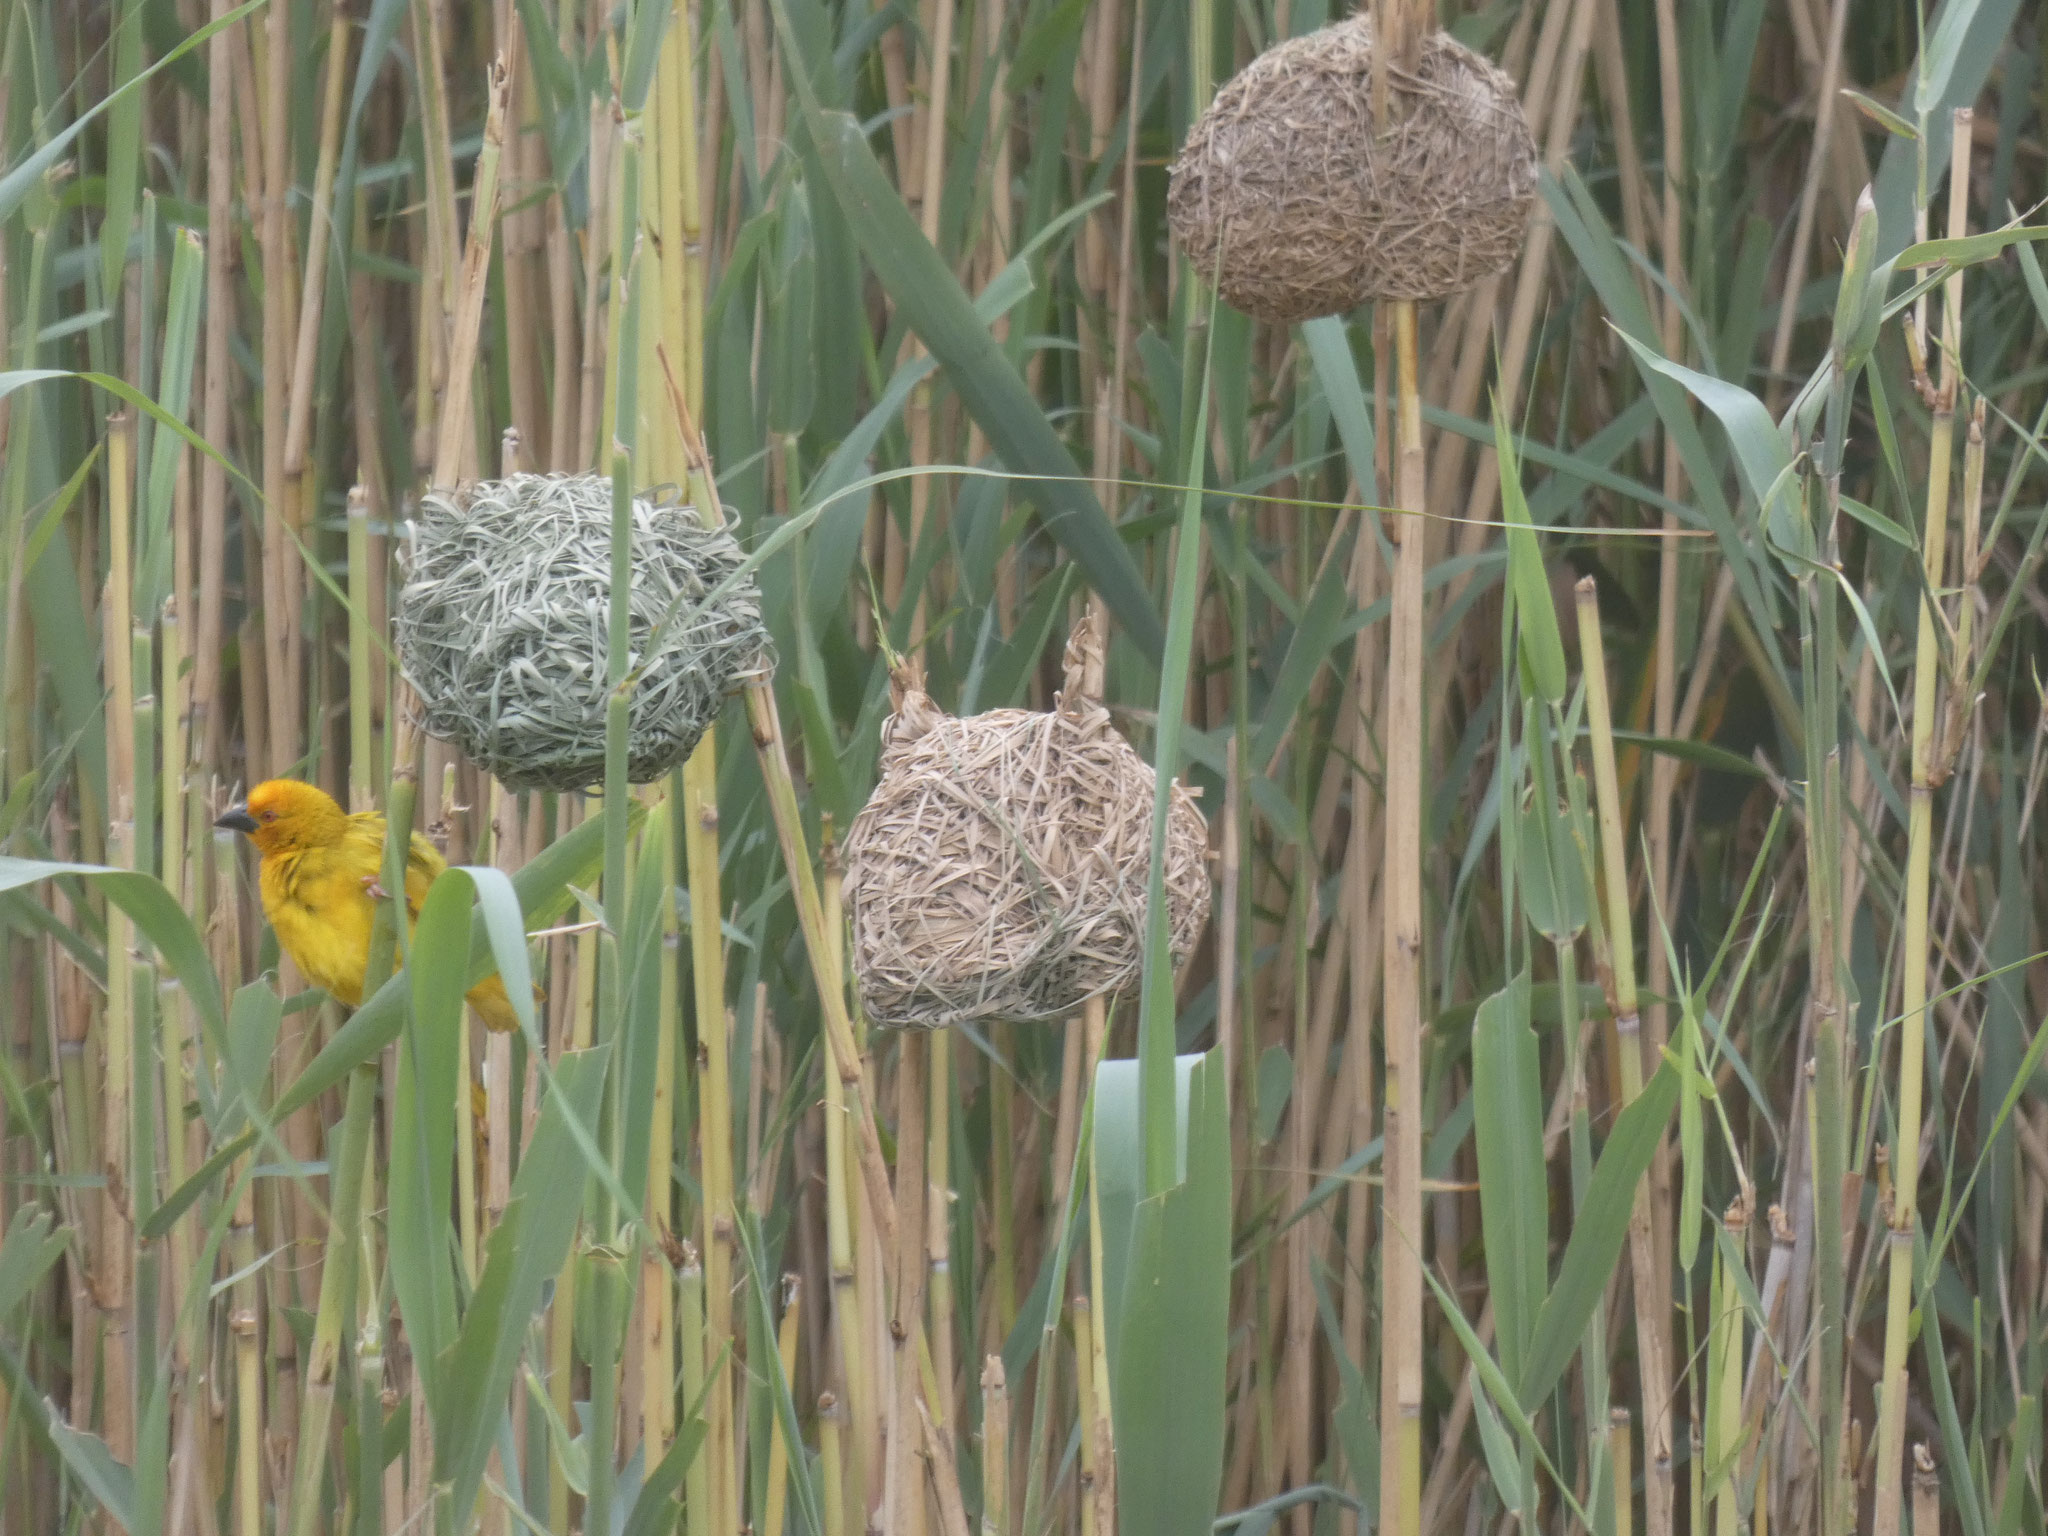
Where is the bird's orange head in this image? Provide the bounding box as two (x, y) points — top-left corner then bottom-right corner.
(215, 779), (350, 856)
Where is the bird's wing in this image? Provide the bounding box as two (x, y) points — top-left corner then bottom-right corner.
(404, 831), (449, 919)
(339, 812), (450, 922)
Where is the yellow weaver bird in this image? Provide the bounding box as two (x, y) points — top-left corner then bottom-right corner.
(216, 778), (530, 1032)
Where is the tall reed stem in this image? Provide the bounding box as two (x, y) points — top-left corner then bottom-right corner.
(1872, 108), (1971, 1536)
(890, 1031), (932, 1535)
(280, 1063), (377, 1536)
(1575, 575), (1676, 1531)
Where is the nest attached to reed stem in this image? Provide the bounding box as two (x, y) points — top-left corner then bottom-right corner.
(842, 641), (1211, 1032)
(395, 473), (771, 792)
(1167, 17), (1537, 321)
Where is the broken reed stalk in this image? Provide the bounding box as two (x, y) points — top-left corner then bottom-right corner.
(1074, 1292), (1102, 1536)
(676, 1250), (711, 1536)
(1708, 1199), (1750, 1536)
(1575, 575), (1676, 1528)
(820, 1393), (847, 1536)
(1872, 107), (1971, 1536)
(1613, 1409), (1636, 1536)
(763, 1275), (804, 1536)
(1911, 1445), (1939, 1536)
(982, 1356), (1010, 1536)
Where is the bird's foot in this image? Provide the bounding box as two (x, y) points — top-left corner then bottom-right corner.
(361, 875), (390, 901)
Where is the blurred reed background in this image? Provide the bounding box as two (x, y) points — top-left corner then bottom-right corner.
(1, 1), (2045, 1534)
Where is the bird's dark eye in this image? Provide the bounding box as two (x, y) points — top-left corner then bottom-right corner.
(259, 810), (275, 823)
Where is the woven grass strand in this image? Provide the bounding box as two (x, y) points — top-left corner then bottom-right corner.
(1167, 17), (1537, 321)
(395, 472), (771, 792)
(843, 676), (1210, 1032)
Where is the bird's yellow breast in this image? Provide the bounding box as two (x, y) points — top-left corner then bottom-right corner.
(258, 841), (380, 1005)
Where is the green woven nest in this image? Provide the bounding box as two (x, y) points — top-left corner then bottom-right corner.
(395, 473), (772, 792)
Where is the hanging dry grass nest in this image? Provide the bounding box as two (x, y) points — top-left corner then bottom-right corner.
(1167, 16), (1537, 322)
(842, 623), (1211, 1032)
(395, 473), (772, 792)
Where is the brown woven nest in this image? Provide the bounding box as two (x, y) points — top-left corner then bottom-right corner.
(1167, 17), (1537, 321)
(842, 635), (1211, 1032)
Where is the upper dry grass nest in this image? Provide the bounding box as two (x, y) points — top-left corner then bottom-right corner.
(1169, 17), (1537, 321)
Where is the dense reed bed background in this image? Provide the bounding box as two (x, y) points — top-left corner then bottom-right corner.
(2, 0), (2046, 1532)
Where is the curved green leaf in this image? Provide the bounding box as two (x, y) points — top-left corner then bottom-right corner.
(1519, 1060), (1681, 1409)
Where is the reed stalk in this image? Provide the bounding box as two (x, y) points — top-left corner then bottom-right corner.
(582, 1244), (627, 1536)
(101, 410), (137, 1493)
(634, 20), (693, 1487)
(982, 1355), (1010, 1536)
(891, 1029), (932, 1535)
(1075, 1292), (1102, 1536)
(677, 1248), (711, 1536)
(681, 702), (740, 1534)
(820, 826), (877, 1509)
(1708, 1201), (1750, 1536)
(230, 1178), (263, 1536)
(1377, 297), (1427, 1536)
(1576, 574), (1676, 1533)
(675, 334), (744, 1536)
(1911, 1445), (1939, 1536)
(280, 14), (350, 477)
(280, 1061), (377, 1536)
(1613, 1409), (1635, 1536)
(1872, 108), (1972, 1536)
(929, 1027), (957, 1412)
(1639, 13), (1689, 1518)
(820, 1392), (847, 1536)
(354, 1199), (388, 1536)
(744, 678), (898, 1247)
(763, 1275), (803, 1536)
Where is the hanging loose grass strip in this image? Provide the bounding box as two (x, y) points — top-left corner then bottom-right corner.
(843, 628), (1210, 1031)
(394, 472), (772, 791)
(1166, 15), (1536, 322)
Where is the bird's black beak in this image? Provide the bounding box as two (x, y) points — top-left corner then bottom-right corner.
(215, 805), (259, 835)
